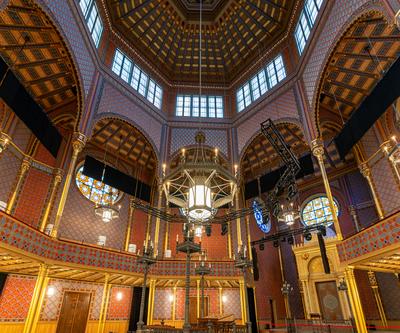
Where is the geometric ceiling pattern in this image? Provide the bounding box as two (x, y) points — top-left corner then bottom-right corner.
(90, 118), (157, 173)
(0, 0), (79, 115)
(318, 12), (400, 133)
(240, 122), (310, 182)
(104, 0), (294, 84)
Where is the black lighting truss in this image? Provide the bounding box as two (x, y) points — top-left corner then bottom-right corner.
(260, 119), (301, 216)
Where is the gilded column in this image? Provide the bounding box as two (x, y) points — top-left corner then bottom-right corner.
(359, 163), (384, 219)
(235, 188), (242, 247)
(300, 280), (311, 319)
(311, 139), (343, 240)
(344, 267), (367, 333)
(97, 274), (111, 333)
(39, 168), (63, 232)
(245, 216), (252, 260)
(227, 221), (232, 258)
(153, 183), (163, 256)
(124, 198), (135, 251)
(51, 132), (86, 238)
(7, 156), (32, 214)
(197, 279), (200, 318)
(147, 279), (156, 325)
(219, 286), (224, 315)
(239, 280), (246, 324)
(368, 271), (388, 327)
(172, 286), (177, 326)
(23, 264), (49, 333)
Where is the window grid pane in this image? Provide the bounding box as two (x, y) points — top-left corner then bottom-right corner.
(111, 49), (163, 109)
(79, 0), (103, 48)
(301, 196), (338, 227)
(175, 95), (224, 118)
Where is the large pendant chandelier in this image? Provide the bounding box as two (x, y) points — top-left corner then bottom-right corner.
(94, 188), (120, 223)
(162, 131), (238, 223)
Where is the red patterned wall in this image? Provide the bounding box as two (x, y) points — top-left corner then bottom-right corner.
(107, 286), (133, 320)
(0, 275), (36, 322)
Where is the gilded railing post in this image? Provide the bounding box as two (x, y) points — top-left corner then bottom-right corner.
(97, 274), (111, 333)
(368, 271), (388, 327)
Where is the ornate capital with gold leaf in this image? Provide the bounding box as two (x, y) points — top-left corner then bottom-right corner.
(359, 162), (371, 178)
(311, 138), (324, 159)
(72, 132), (87, 155)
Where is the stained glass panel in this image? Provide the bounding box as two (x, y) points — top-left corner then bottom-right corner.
(301, 196), (338, 227)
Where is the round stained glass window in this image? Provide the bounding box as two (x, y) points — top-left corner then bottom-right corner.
(301, 196), (338, 227)
(75, 166), (121, 205)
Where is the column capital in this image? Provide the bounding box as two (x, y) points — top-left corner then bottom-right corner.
(53, 168), (63, 182)
(367, 271), (378, 287)
(72, 132), (87, 154)
(359, 162), (371, 178)
(20, 156), (33, 173)
(311, 138), (324, 158)
(0, 131), (11, 152)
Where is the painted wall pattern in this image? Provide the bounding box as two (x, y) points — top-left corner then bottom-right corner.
(222, 289), (241, 319)
(170, 128), (229, 157)
(154, 288), (173, 320)
(107, 286), (133, 320)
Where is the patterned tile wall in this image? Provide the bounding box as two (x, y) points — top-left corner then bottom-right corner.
(11, 120), (31, 153)
(237, 89), (300, 155)
(154, 288), (173, 320)
(375, 272), (400, 320)
(37, 0), (95, 96)
(222, 289), (241, 319)
(0, 275), (36, 322)
(0, 150), (19, 208)
(97, 82), (163, 152)
(170, 128), (229, 157)
(41, 278), (104, 321)
(59, 182), (129, 250)
(107, 286), (133, 320)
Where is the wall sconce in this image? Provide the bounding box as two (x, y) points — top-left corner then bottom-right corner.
(222, 295), (227, 303)
(168, 294), (174, 303)
(116, 291), (123, 301)
(47, 286), (56, 297)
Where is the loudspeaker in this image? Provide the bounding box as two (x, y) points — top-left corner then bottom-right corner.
(205, 224), (212, 237)
(0, 273), (8, 295)
(317, 232), (330, 274)
(221, 222), (228, 236)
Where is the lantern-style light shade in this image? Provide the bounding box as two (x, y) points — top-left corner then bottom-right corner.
(188, 181), (212, 220)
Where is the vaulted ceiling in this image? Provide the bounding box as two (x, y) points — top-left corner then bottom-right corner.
(318, 12), (400, 134)
(104, 0), (295, 84)
(0, 0), (81, 125)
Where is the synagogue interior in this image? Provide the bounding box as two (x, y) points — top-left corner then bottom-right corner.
(0, 0), (400, 332)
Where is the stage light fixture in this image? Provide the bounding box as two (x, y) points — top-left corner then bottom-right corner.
(259, 243), (265, 251)
(273, 240), (279, 248)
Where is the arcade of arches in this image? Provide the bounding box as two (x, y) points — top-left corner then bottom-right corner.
(0, 1), (400, 333)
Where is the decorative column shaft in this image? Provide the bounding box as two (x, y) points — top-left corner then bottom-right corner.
(51, 132), (86, 238)
(172, 286), (177, 325)
(7, 156), (32, 214)
(97, 274), (111, 333)
(235, 188), (242, 246)
(300, 280), (311, 319)
(124, 199), (135, 251)
(227, 222), (232, 258)
(153, 183), (163, 256)
(359, 163), (384, 219)
(368, 271), (387, 327)
(23, 264), (49, 333)
(219, 287), (224, 315)
(40, 168), (63, 232)
(197, 279), (201, 319)
(348, 205), (360, 233)
(147, 279), (156, 325)
(311, 139), (343, 240)
(344, 267), (367, 333)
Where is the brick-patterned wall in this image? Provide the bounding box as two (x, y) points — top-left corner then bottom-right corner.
(154, 288), (173, 320)
(59, 180), (129, 250)
(107, 286), (133, 320)
(0, 275), (36, 322)
(237, 88), (300, 155)
(129, 209), (148, 254)
(222, 289), (241, 319)
(375, 272), (400, 321)
(249, 212), (286, 321)
(170, 128), (229, 157)
(96, 82), (163, 152)
(11, 120), (31, 153)
(0, 150), (19, 207)
(361, 127), (400, 216)
(354, 270), (380, 321)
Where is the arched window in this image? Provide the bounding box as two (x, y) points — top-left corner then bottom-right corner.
(301, 195), (338, 227)
(75, 166), (121, 205)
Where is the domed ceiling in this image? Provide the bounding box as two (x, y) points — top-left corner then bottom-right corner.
(104, 0), (296, 84)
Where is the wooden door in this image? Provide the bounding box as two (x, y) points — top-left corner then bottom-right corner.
(315, 281), (343, 321)
(189, 296), (198, 324)
(56, 291), (91, 333)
